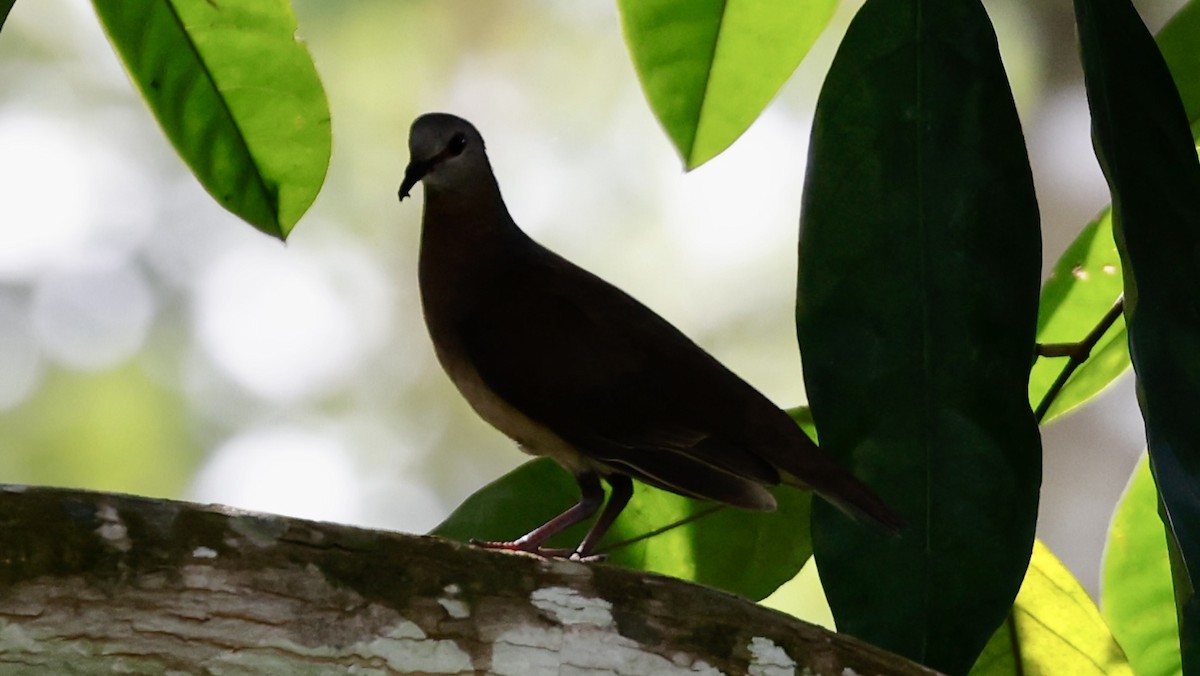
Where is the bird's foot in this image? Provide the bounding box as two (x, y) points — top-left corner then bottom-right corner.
(469, 538), (605, 562)
(568, 551), (607, 563)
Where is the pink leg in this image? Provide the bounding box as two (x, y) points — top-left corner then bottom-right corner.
(472, 471), (605, 557)
(573, 474), (633, 558)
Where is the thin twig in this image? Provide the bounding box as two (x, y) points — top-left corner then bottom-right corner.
(597, 505), (726, 555)
(1034, 296), (1126, 423)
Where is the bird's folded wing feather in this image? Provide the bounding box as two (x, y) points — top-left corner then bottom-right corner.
(457, 248), (784, 501)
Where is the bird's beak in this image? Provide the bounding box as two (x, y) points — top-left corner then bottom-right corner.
(398, 159), (430, 201)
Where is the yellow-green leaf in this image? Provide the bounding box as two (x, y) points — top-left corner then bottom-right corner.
(1103, 455), (1181, 676)
(971, 541), (1132, 675)
(618, 0), (836, 169)
(93, 0), (331, 239)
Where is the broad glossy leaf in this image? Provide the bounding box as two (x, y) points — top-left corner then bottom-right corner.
(1029, 210), (1127, 423)
(1103, 455), (1180, 676)
(93, 0), (330, 239)
(1076, 0), (1200, 669)
(970, 541), (1132, 675)
(617, 0), (836, 169)
(796, 0), (1042, 671)
(432, 457), (813, 601)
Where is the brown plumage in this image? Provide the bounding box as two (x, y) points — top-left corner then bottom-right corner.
(399, 112), (903, 558)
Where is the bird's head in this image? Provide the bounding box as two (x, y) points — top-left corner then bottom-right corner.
(398, 113), (488, 201)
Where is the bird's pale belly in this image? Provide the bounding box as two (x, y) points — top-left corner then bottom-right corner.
(435, 343), (600, 476)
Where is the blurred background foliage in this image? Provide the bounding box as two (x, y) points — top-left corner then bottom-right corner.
(0, 0), (1183, 597)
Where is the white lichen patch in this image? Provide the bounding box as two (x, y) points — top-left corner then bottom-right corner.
(437, 584), (469, 618)
(841, 669), (861, 676)
(492, 592), (720, 676)
(352, 620), (473, 673)
(747, 636), (796, 676)
(529, 587), (613, 627)
(94, 503), (131, 552)
(491, 623), (721, 676)
(192, 546), (218, 559)
(438, 598), (470, 619)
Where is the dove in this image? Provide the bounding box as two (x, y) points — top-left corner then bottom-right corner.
(399, 112), (903, 558)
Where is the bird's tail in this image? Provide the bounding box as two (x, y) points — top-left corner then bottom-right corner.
(774, 432), (906, 536)
(806, 474), (906, 537)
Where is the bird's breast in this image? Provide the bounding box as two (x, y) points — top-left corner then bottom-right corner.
(432, 337), (598, 477)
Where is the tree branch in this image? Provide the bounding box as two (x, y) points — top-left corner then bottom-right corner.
(0, 484), (940, 675)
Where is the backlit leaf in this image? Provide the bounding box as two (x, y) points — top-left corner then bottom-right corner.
(93, 0), (330, 239)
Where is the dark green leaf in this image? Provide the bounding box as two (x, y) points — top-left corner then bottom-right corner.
(970, 541), (1132, 675)
(1029, 210), (1127, 423)
(432, 457), (813, 601)
(1103, 455), (1180, 676)
(796, 0), (1042, 671)
(92, 0), (330, 239)
(617, 0), (836, 169)
(1075, 0), (1200, 669)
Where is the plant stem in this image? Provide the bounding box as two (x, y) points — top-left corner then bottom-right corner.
(1034, 296), (1126, 423)
(598, 505), (725, 554)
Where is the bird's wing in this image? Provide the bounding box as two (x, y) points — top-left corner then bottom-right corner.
(457, 248), (782, 508)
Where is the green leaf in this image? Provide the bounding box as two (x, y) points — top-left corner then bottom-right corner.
(795, 0), (1042, 671)
(432, 459), (591, 549)
(759, 538), (1133, 675)
(1029, 210), (1127, 423)
(760, 537), (1133, 676)
(1103, 455), (1181, 676)
(1075, 0), (1200, 669)
(92, 0), (330, 239)
(970, 541), (1132, 676)
(759, 557), (835, 630)
(785, 405), (818, 440)
(1159, 0), (1200, 131)
(617, 0), (837, 169)
(1027, 1), (1200, 424)
(432, 457), (813, 601)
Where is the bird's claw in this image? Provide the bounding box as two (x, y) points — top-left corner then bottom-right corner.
(567, 551), (607, 563)
(469, 538), (603, 561)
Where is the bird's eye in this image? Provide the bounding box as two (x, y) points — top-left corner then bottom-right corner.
(447, 132), (468, 156)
